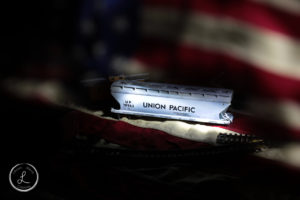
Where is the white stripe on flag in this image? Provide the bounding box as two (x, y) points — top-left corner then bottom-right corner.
(245, 99), (300, 130)
(141, 8), (300, 80)
(256, 143), (300, 168)
(252, 0), (300, 15)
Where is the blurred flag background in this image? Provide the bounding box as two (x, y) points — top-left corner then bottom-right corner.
(2, 1), (300, 198)
(3, 0), (300, 147)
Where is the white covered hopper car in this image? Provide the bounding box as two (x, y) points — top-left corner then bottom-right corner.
(111, 80), (233, 125)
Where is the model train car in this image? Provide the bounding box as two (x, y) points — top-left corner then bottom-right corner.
(110, 80), (233, 124)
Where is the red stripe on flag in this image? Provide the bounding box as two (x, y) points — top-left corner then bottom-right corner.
(134, 39), (177, 68)
(178, 45), (300, 102)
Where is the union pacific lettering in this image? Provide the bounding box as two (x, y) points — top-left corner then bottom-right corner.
(143, 102), (195, 113)
(143, 102), (166, 109)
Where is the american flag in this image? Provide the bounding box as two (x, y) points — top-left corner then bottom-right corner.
(2, 1), (300, 198)
(74, 0), (300, 167)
